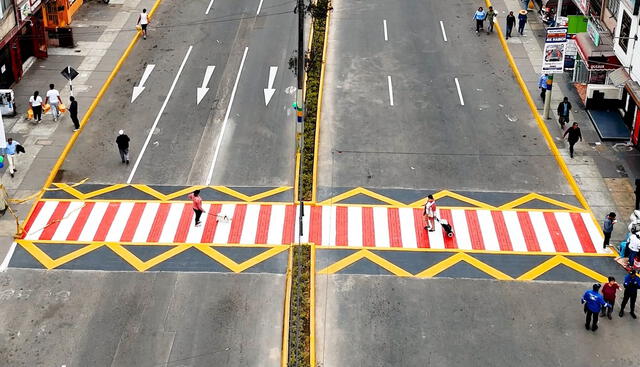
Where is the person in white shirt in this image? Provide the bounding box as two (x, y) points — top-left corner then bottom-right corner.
(28, 90), (43, 122)
(45, 83), (61, 122)
(137, 8), (149, 39)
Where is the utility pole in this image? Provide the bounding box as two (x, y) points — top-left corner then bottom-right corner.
(296, 0), (305, 239)
(543, 74), (553, 119)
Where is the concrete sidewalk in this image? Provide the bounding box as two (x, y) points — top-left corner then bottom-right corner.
(0, 0), (157, 262)
(490, 0), (637, 251)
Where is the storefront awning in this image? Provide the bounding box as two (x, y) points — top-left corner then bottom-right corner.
(575, 32), (620, 70)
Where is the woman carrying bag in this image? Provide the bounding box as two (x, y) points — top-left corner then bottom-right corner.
(28, 91), (44, 123)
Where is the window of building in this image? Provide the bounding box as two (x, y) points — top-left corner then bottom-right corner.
(607, 0), (620, 16)
(619, 10), (631, 53)
(0, 0), (12, 18)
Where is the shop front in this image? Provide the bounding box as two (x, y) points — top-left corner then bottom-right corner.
(44, 0), (83, 47)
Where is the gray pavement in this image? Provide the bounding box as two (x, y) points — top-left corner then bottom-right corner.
(316, 275), (635, 367)
(318, 0), (573, 201)
(0, 269), (285, 367)
(60, 0), (297, 187)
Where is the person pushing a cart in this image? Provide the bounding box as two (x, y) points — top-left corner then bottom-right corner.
(423, 195), (436, 232)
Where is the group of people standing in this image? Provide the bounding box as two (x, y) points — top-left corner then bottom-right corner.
(473, 6), (528, 38)
(582, 271), (639, 332)
(28, 84), (80, 131)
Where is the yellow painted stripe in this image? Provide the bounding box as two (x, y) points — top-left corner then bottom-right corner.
(281, 246), (293, 367)
(309, 243), (316, 367)
(107, 243), (190, 272)
(318, 249), (412, 276)
(517, 255), (608, 282)
(315, 245), (616, 257)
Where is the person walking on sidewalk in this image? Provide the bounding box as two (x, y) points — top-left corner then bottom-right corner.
(45, 84), (61, 122)
(69, 96), (79, 131)
(628, 229), (640, 268)
(505, 11), (516, 39)
(137, 8), (149, 39)
(601, 276), (620, 320)
(619, 270), (639, 319)
(473, 7), (486, 33)
(518, 10), (527, 35)
(556, 97), (572, 129)
(116, 130), (130, 165)
(581, 283), (609, 331)
(188, 190), (205, 227)
(563, 122), (582, 158)
(423, 195), (437, 232)
(538, 74), (548, 102)
(4, 138), (19, 178)
(602, 212), (616, 249)
(486, 6), (496, 34)
(28, 91), (43, 122)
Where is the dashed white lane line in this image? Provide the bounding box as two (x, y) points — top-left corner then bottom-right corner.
(206, 46), (249, 185)
(256, 0), (264, 15)
(454, 77), (464, 106)
(127, 45), (193, 184)
(206, 0), (215, 15)
(383, 19), (388, 41)
(440, 20), (448, 42)
(387, 75), (394, 106)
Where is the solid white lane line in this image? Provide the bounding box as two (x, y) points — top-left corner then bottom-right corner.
(454, 77), (464, 106)
(440, 20), (448, 42)
(387, 75), (394, 106)
(256, 0), (264, 15)
(206, 46), (249, 184)
(383, 19), (388, 41)
(0, 242), (17, 272)
(127, 46), (193, 184)
(206, 0), (215, 15)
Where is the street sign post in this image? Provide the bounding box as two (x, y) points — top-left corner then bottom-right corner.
(60, 66), (79, 97)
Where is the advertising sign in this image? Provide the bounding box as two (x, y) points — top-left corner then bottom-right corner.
(587, 20), (600, 46)
(542, 27), (568, 73)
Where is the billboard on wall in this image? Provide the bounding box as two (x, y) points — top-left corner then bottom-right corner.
(542, 27), (568, 73)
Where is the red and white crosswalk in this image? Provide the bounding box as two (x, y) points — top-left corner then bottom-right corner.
(22, 200), (607, 254)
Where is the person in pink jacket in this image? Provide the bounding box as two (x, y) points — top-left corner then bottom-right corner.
(187, 190), (205, 227)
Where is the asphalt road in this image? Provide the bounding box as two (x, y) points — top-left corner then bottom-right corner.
(317, 0), (573, 200)
(0, 269), (285, 367)
(316, 275), (636, 367)
(60, 0), (297, 187)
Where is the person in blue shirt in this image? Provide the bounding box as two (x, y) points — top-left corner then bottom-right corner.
(473, 7), (486, 33)
(581, 283), (609, 331)
(538, 74), (548, 102)
(619, 270), (639, 319)
(4, 138), (19, 178)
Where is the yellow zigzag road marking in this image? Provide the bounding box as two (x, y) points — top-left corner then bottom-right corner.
(318, 187), (405, 207)
(317, 249), (607, 281)
(212, 186), (292, 202)
(317, 249), (412, 276)
(132, 184), (209, 201)
(415, 252), (512, 280)
(196, 245), (289, 273)
(16, 241), (290, 272)
(498, 192), (583, 212)
(409, 190), (494, 209)
(53, 183), (128, 200)
(517, 255), (608, 282)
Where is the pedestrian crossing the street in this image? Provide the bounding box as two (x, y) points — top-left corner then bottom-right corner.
(21, 200), (608, 254)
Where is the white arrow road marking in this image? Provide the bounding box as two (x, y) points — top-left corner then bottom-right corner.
(256, 0), (264, 15)
(127, 46), (193, 184)
(131, 64), (155, 103)
(206, 46), (249, 185)
(206, 0), (215, 15)
(263, 66), (278, 106)
(197, 65), (216, 105)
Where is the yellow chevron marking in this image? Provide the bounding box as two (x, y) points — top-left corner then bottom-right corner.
(212, 186), (293, 202)
(318, 187), (405, 207)
(415, 252), (513, 280)
(17, 240), (102, 269)
(409, 190), (495, 209)
(517, 255), (607, 282)
(498, 192), (584, 211)
(195, 245), (289, 273)
(317, 249), (412, 276)
(106, 243), (191, 271)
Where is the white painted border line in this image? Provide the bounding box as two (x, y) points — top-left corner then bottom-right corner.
(383, 19), (388, 41)
(440, 20), (448, 42)
(256, 0), (264, 15)
(206, 0), (215, 15)
(454, 77), (464, 106)
(206, 46), (249, 184)
(128, 46), (194, 184)
(0, 242), (17, 272)
(387, 75), (394, 106)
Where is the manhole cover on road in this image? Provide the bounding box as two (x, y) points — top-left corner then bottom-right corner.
(35, 139), (52, 146)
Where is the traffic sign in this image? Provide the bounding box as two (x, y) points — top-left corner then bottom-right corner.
(60, 66), (78, 81)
